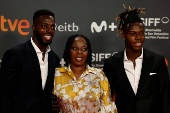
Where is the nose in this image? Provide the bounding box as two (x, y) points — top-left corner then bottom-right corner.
(46, 26), (52, 32)
(46, 26), (55, 34)
(76, 49), (83, 54)
(135, 34), (141, 40)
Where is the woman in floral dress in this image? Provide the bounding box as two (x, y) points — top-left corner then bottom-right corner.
(53, 34), (117, 113)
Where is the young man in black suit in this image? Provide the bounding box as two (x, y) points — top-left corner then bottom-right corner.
(0, 9), (60, 113)
(103, 5), (170, 113)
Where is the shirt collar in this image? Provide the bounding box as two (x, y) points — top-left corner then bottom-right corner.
(31, 37), (51, 53)
(124, 48), (143, 61)
(58, 65), (96, 81)
(67, 64), (96, 78)
(68, 64), (96, 74)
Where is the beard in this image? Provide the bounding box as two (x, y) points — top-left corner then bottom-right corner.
(36, 32), (52, 46)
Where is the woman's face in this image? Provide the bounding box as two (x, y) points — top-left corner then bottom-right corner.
(70, 36), (88, 67)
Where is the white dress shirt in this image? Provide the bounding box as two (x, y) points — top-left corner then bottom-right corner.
(31, 38), (51, 90)
(124, 48), (143, 94)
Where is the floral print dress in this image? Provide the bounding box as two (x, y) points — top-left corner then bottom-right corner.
(53, 65), (117, 113)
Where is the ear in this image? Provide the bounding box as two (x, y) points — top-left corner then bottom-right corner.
(122, 32), (125, 40)
(32, 24), (36, 32)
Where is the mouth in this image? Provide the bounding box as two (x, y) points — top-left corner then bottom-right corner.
(75, 57), (83, 62)
(134, 42), (142, 47)
(44, 35), (52, 41)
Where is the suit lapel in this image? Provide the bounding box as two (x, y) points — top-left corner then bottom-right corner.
(44, 52), (55, 91)
(114, 51), (136, 97)
(24, 40), (42, 90)
(136, 49), (154, 96)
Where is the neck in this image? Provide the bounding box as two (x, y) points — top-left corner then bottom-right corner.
(32, 35), (47, 53)
(126, 49), (142, 69)
(71, 64), (86, 80)
(126, 49), (142, 61)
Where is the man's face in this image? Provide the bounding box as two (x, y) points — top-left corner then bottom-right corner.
(33, 15), (55, 46)
(122, 22), (145, 52)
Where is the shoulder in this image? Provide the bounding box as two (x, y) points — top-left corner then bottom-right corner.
(88, 66), (106, 78)
(1, 42), (28, 67)
(90, 66), (104, 73)
(56, 66), (67, 72)
(49, 50), (59, 60)
(3, 42), (27, 58)
(143, 49), (167, 67)
(48, 50), (60, 67)
(49, 50), (58, 57)
(89, 67), (110, 84)
(8, 42), (26, 52)
(49, 50), (60, 60)
(144, 48), (165, 59)
(55, 66), (67, 76)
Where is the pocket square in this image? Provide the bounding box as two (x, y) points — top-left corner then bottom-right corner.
(149, 73), (157, 75)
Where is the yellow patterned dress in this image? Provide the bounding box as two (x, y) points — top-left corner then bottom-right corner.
(53, 65), (117, 113)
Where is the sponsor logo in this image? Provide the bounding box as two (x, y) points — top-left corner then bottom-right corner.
(0, 15), (30, 35)
(142, 17), (169, 39)
(91, 21), (117, 33)
(56, 22), (79, 32)
(142, 17), (169, 26)
(91, 17), (169, 37)
(0, 15), (79, 35)
(91, 52), (118, 70)
(92, 52), (118, 62)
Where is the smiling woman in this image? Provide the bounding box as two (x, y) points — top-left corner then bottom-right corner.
(53, 34), (117, 113)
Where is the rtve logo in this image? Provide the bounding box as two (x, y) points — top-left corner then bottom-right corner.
(0, 15), (30, 35)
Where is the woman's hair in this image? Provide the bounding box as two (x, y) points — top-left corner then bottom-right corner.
(63, 34), (92, 67)
(115, 4), (145, 35)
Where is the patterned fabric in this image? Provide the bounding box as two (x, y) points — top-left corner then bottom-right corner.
(53, 65), (117, 113)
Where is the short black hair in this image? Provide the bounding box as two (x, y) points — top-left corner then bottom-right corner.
(33, 9), (55, 24)
(63, 34), (92, 67)
(116, 4), (145, 35)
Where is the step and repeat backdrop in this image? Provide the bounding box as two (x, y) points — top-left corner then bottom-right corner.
(0, 0), (170, 74)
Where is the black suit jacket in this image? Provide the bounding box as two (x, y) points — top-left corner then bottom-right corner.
(0, 40), (60, 113)
(103, 48), (170, 113)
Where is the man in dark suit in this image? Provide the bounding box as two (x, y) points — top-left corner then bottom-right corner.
(103, 5), (170, 113)
(0, 9), (60, 113)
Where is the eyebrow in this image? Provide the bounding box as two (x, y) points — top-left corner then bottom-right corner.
(72, 45), (87, 47)
(128, 30), (145, 32)
(42, 23), (55, 25)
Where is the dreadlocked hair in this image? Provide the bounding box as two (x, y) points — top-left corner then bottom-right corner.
(63, 34), (92, 67)
(115, 4), (146, 35)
